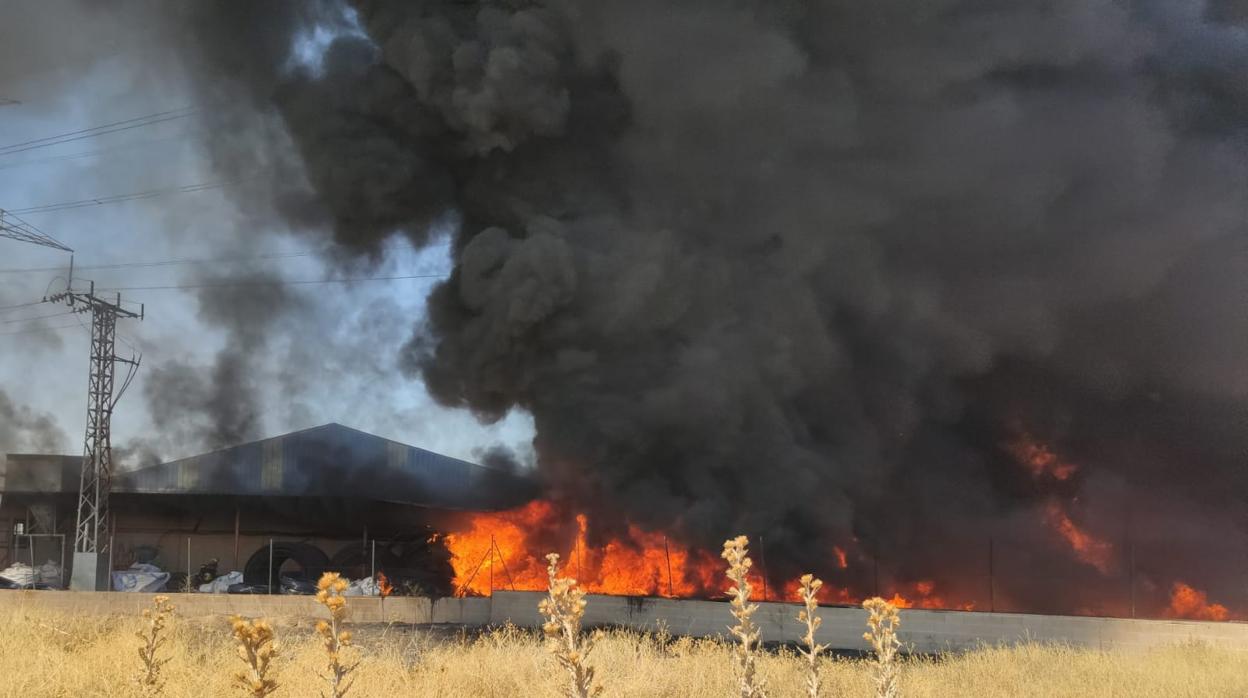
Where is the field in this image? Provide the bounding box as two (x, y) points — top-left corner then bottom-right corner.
(0, 605), (1245, 697)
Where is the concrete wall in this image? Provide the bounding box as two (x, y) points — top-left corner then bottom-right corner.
(489, 591), (1248, 653)
(0, 589), (491, 625)
(5, 589), (1248, 653)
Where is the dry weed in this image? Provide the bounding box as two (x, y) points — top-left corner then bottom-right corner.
(863, 597), (902, 698)
(722, 535), (767, 698)
(315, 572), (359, 698)
(797, 574), (828, 698)
(136, 595), (175, 695)
(230, 616), (279, 697)
(539, 552), (602, 698)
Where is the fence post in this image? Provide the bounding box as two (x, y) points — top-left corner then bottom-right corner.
(873, 554), (880, 598)
(371, 539), (376, 588)
(988, 537), (995, 613)
(268, 538), (274, 595)
(663, 536), (674, 597)
(1129, 540), (1136, 619)
(759, 535), (768, 602)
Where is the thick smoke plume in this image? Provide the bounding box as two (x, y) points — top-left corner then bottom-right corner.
(153, 0), (1246, 603)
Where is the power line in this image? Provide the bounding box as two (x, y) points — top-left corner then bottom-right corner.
(8, 179), (234, 215)
(0, 298), (49, 312)
(97, 273), (448, 292)
(0, 309), (77, 325)
(0, 209), (73, 250)
(0, 132), (195, 172)
(0, 107), (197, 156)
(0, 321), (82, 337)
(0, 249), (318, 275)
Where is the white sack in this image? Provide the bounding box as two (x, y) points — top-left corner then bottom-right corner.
(199, 571), (243, 593)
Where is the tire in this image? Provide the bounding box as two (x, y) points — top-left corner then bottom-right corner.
(242, 542), (330, 586)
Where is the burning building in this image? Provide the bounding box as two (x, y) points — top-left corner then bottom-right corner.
(0, 423), (533, 595)
(3, 1), (1244, 625)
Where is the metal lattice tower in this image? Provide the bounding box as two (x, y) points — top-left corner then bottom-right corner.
(48, 283), (141, 587)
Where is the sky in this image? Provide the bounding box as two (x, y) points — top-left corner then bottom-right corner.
(0, 5), (535, 467)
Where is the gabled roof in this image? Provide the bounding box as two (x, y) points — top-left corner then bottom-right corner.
(97, 423), (532, 510)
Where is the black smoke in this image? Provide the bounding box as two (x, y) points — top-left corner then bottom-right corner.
(154, 0), (1247, 609)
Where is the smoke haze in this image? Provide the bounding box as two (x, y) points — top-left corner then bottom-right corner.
(3, 1), (1246, 604)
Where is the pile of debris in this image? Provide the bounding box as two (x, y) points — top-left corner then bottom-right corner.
(0, 560), (62, 589)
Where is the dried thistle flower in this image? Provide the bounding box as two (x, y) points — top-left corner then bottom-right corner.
(230, 616), (279, 697)
(135, 595), (174, 695)
(863, 597), (902, 698)
(722, 535), (767, 698)
(315, 572), (358, 698)
(797, 574), (828, 698)
(538, 552), (602, 698)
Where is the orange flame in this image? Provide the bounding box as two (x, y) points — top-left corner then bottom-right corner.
(376, 571), (393, 598)
(834, 546), (848, 569)
(1008, 432), (1078, 481)
(445, 500), (725, 598)
(1166, 582), (1230, 622)
(882, 580), (972, 610)
(1043, 502), (1113, 574)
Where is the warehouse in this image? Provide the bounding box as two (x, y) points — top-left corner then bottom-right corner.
(0, 423), (532, 594)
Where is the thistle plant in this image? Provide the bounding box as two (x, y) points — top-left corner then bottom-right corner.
(135, 595), (174, 695)
(862, 597), (902, 698)
(797, 574), (828, 698)
(230, 617), (279, 697)
(315, 572), (358, 698)
(538, 552), (601, 698)
(722, 535), (766, 698)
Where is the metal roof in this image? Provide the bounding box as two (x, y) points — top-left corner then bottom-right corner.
(5, 424), (532, 511)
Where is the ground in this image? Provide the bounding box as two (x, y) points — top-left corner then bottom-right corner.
(0, 606), (1245, 697)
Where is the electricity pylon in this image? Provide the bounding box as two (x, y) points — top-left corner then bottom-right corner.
(47, 281), (142, 590)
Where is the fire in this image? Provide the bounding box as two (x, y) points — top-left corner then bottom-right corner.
(1043, 502), (1114, 574)
(1166, 582), (1231, 622)
(376, 571), (393, 598)
(834, 546), (848, 569)
(781, 577), (856, 605)
(445, 500), (724, 598)
(883, 580), (973, 610)
(1008, 432), (1078, 481)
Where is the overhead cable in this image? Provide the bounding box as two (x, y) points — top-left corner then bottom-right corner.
(0, 249), (319, 275)
(98, 273), (448, 292)
(0, 321), (82, 337)
(0, 132), (195, 172)
(8, 179), (233, 215)
(0, 107), (197, 157)
(0, 309), (77, 325)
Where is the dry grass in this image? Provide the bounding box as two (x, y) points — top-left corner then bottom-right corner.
(0, 606), (1246, 697)
(314, 572), (358, 698)
(230, 616), (280, 697)
(862, 597), (902, 698)
(796, 575), (827, 698)
(135, 595), (174, 695)
(539, 553), (601, 698)
(722, 535), (766, 697)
